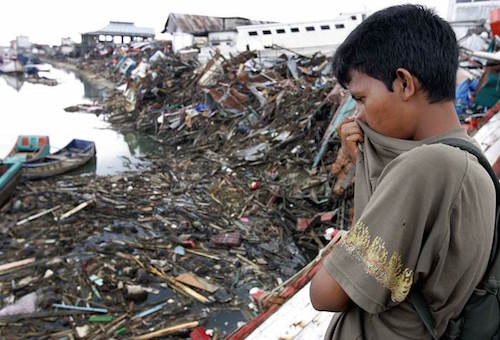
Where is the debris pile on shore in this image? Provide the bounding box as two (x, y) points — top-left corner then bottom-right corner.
(1, 42), (360, 337)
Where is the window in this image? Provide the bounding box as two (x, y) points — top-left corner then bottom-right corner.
(263, 30), (272, 35)
(212, 42), (220, 46)
(276, 28), (285, 34)
(335, 24), (345, 29)
(306, 26), (315, 32)
(291, 27), (299, 33)
(351, 15), (357, 20)
(320, 25), (330, 30)
(249, 31), (258, 36)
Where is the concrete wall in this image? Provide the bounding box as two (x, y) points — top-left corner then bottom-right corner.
(208, 31), (238, 47)
(172, 32), (194, 53)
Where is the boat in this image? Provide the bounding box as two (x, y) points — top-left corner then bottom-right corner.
(22, 139), (96, 179)
(227, 233), (344, 340)
(5, 135), (50, 163)
(0, 162), (23, 207)
(0, 60), (24, 74)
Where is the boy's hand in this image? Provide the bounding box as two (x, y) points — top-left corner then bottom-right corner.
(337, 117), (363, 163)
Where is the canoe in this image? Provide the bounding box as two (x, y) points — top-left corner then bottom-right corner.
(5, 135), (50, 163)
(227, 233), (344, 340)
(0, 162), (23, 207)
(22, 139), (96, 179)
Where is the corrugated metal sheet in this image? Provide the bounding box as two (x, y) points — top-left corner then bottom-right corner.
(162, 13), (273, 35)
(85, 21), (155, 37)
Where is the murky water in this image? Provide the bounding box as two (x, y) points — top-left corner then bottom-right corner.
(0, 65), (158, 175)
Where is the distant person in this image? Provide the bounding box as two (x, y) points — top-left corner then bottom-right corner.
(310, 5), (495, 339)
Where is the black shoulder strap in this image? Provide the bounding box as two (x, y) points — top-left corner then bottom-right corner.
(436, 138), (500, 268)
(409, 137), (500, 339)
(407, 290), (439, 339)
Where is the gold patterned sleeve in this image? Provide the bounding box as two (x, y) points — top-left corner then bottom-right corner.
(323, 146), (459, 314)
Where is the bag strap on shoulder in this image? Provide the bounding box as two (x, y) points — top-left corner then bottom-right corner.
(408, 138), (500, 339)
(435, 138), (500, 267)
(407, 289), (439, 339)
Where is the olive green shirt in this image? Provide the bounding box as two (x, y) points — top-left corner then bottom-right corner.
(324, 121), (495, 339)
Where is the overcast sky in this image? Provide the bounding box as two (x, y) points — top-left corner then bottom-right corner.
(0, 0), (450, 47)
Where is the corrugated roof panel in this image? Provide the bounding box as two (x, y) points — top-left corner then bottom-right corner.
(163, 13), (274, 35)
(86, 21), (155, 37)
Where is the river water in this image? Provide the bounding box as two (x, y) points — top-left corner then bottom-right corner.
(0, 65), (157, 175)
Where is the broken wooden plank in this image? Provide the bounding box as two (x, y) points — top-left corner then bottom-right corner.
(132, 321), (199, 340)
(16, 205), (61, 226)
(59, 199), (94, 220)
(175, 272), (219, 293)
(0, 258), (35, 274)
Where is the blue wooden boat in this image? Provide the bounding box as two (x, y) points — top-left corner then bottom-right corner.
(22, 139), (96, 179)
(0, 161), (22, 207)
(5, 135), (50, 163)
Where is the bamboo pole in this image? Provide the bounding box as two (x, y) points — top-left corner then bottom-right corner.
(0, 257), (35, 274)
(16, 205), (61, 225)
(59, 199), (93, 220)
(149, 266), (209, 304)
(132, 321), (199, 340)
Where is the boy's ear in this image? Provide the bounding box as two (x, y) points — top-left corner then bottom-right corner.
(394, 68), (416, 101)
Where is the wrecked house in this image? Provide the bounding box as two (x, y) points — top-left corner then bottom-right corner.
(161, 13), (272, 53)
(81, 21), (155, 55)
(163, 12), (364, 61)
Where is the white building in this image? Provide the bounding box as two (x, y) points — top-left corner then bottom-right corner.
(16, 36), (31, 50)
(164, 12), (364, 61)
(448, 0), (500, 39)
(61, 37), (75, 46)
(448, 0), (500, 21)
(162, 13), (273, 53)
(235, 13), (364, 57)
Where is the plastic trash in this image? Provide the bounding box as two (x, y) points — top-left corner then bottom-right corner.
(0, 292), (37, 316)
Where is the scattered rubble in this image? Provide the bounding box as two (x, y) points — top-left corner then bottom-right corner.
(0, 45), (357, 335)
(5, 12), (500, 339)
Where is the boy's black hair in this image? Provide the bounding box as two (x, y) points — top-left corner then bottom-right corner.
(332, 5), (458, 103)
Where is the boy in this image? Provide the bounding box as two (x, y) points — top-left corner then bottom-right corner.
(310, 5), (495, 339)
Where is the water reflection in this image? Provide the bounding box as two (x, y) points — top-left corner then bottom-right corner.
(123, 132), (164, 156)
(0, 64), (158, 176)
(1, 74), (24, 91)
(82, 79), (109, 100)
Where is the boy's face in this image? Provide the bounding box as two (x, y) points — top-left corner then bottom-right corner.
(347, 70), (417, 139)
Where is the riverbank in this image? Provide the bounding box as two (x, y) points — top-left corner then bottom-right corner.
(0, 50), (355, 339)
(41, 57), (115, 93)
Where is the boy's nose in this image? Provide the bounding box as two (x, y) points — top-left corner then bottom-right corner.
(356, 109), (366, 122)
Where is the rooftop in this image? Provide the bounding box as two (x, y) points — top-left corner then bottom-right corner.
(84, 21), (155, 38)
(162, 13), (273, 35)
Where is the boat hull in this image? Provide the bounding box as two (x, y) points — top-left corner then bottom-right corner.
(5, 135), (50, 163)
(0, 162), (23, 207)
(22, 139), (96, 179)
